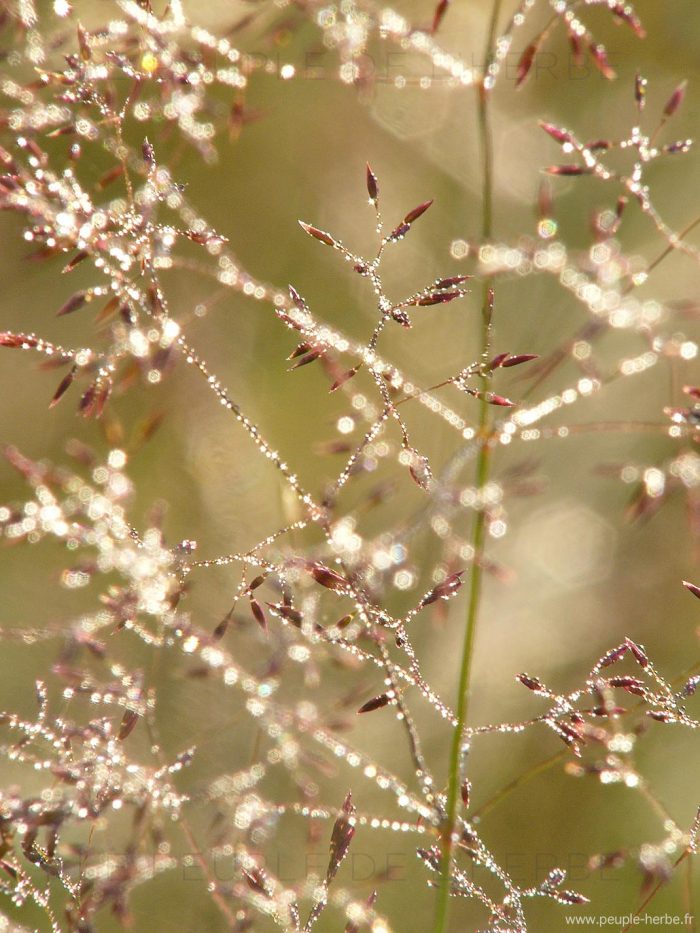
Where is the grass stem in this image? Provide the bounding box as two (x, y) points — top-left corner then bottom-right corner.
(433, 2), (502, 930)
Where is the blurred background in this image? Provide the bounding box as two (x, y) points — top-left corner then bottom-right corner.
(1, 0), (700, 929)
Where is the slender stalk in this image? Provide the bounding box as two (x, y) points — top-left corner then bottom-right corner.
(683, 854), (696, 933)
(433, 3), (502, 931)
(620, 849), (690, 933)
(471, 750), (567, 822)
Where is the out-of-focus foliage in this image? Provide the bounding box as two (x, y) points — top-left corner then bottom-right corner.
(0, 1), (700, 931)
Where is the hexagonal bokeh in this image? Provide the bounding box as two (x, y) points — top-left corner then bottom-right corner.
(517, 499), (617, 588)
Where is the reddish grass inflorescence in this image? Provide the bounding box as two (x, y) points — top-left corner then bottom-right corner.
(0, 2), (699, 932)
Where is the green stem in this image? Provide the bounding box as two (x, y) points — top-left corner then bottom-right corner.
(433, 3), (502, 931)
